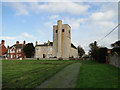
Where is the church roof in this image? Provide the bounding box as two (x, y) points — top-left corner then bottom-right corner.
(36, 42), (77, 49)
(71, 43), (77, 49)
(36, 42), (53, 46)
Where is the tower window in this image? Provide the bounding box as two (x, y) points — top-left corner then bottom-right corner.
(56, 30), (58, 33)
(62, 29), (64, 32)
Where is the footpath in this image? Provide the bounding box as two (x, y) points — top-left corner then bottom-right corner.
(36, 63), (81, 88)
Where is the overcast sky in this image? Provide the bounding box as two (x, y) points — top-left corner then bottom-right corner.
(1, 1), (118, 54)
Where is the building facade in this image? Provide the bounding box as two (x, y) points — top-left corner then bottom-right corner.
(35, 41), (53, 58)
(35, 20), (78, 58)
(0, 40), (7, 58)
(7, 41), (26, 59)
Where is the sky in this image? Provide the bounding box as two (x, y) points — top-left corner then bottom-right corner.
(1, 1), (119, 54)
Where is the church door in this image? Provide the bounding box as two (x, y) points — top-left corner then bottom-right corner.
(43, 54), (45, 58)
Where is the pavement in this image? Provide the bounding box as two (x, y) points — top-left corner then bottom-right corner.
(36, 63), (81, 88)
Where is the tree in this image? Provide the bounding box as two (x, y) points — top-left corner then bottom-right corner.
(111, 40), (120, 47)
(23, 43), (35, 58)
(89, 41), (99, 60)
(78, 45), (85, 58)
(89, 41), (108, 63)
(111, 40), (120, 55)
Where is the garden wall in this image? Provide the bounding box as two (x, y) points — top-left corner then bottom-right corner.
(109, 54), (120, 69)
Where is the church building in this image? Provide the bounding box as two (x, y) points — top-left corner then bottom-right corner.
(35, 20), (78, 58)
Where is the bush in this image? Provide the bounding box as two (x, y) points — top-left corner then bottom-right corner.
(97, 47), (108, 63)
(111, 47), (120, 55)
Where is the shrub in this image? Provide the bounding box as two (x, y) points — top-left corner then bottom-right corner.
(97, 47), (108, 63)
(111, 47), (120, 55)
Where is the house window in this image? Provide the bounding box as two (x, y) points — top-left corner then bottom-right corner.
(11, 55), (13, 58)
(36, 48), (40, 51)
(56, 30), (58, 33)
(19, 49), (21, 52)
(50, 48), (52, 51)
(62, 29), (64, 32)
(17, 49), (19, 53)
(48, 48), (52, 51)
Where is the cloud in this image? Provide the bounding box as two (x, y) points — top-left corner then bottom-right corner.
(0, 36), (16, 40)
(49, 15), (59, 20)
(21, 32), (34, 39)
(90, 10), (115, 21)
(6, 2), (29, 16)
(65, 17), (86, 29)
(1, 33), (36, 46)
(5, 2), (90, 15)
(29, 2), (90, 15)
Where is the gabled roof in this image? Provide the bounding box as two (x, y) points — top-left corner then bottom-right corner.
(71, 43), (77, 49)
(9, 44), (25, 49)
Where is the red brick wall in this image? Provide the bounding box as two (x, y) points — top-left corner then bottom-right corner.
(0, 45), (7, 56)
(7, 48), (25, 59)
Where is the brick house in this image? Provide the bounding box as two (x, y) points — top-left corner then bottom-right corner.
(0, 40), (7, 58)
(7, 41), (26, 59)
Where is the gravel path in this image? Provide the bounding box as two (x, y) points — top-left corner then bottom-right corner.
(36, 63), (81, 88)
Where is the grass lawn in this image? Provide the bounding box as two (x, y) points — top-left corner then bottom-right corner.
(76, 60), (120, 88)
(2, 60), (120, 88)
(2, 60), (76, 88)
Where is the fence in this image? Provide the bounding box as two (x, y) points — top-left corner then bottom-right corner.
(108, 53), (120, 69)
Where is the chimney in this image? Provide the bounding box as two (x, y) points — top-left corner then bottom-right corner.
(1, 40), (5, 45)
(16, 41), (19, 44)
(23, 40), (26, 45)
(48, 40), (50, 45)
(35, 41), (38, 46)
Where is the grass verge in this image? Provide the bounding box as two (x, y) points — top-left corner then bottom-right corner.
(2, 60), (76, 88)
(76, 60), (120, 88)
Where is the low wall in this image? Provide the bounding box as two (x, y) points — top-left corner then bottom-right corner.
(109, 54), (120, 69)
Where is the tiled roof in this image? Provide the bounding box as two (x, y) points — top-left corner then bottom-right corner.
(9, 44), (25, 49)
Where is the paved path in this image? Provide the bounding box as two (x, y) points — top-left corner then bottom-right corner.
(36, 63), (81, 88)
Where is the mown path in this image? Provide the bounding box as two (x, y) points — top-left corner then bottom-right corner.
(36, 63), (81, 88)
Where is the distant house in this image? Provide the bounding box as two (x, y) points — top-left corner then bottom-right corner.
(0, 40), (7, 58)
(35, 41), (53, 58)
(111, 40), (120, 47)
(7, 41), (26, 59)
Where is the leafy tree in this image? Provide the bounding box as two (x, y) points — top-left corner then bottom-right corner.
(89, 41), (99, 60)
(111, 40), (120, 55)
(111, 40), (120, 47)
(77, 45), (85, 58)
(89, 41), (108, 63)
(23, 43), (35, 58)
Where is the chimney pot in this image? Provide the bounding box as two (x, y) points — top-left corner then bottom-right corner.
(23, 40), (26, 45)
(1, 40), (5, 45)
(16, 41), (19, 44)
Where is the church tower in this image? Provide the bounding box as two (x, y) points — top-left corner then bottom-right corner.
(53, 20), (71, 58)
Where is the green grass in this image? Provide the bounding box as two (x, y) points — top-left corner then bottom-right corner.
(2, 60), (120, 88)
(2, 60), (76, 88)
(76, 60), (120, 88)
